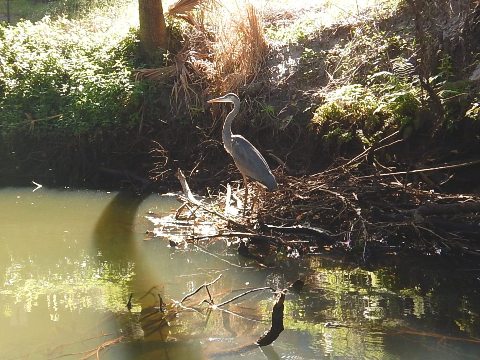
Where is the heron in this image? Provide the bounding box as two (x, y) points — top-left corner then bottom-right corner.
(207, 93), (277, 214)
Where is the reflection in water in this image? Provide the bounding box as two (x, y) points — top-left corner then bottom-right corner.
(0, 188), (479, 359)
(0, 188), (140, 358)
(93, 191), (144, 263)
(282, 256), (480, 359)
(92, 191), (151, 302)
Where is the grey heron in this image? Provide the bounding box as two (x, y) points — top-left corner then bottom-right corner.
(208, 93), (277, 214)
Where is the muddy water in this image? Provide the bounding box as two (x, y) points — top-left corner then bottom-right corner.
(1, 188), (479, 359)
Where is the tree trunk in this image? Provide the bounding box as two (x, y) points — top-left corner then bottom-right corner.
(138, 0), (167, 63)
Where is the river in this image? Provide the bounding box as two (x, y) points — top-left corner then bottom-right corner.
(0, 187), (479, 359)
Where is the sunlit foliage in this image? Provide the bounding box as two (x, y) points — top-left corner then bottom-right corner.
(0, 3), (140, 137)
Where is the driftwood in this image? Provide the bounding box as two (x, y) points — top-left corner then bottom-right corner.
(175, 168), (250, 231)
(176, 168), (202, 206)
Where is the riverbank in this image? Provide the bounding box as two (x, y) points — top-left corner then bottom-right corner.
(1, 0), (479, 258)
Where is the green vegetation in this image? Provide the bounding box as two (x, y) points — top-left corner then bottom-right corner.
(304, 15), (478, 151)
(1, 0), (50, 22)
(310, 79), (420, 148)
(0, 9), (140, 137)
(1, 0), (129, 23)
(265, 15), (320, 44)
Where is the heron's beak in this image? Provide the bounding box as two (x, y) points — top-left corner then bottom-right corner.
(207, 97), (228, 103)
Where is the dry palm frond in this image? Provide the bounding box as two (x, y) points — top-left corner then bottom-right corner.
(211, 4), (267, 94)
(135, 66), (176, 81)
(168, 0), (215, 16)
(169, 1), (268, 115)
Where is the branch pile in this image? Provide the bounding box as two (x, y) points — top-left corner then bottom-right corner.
(257, 154), (480, 258)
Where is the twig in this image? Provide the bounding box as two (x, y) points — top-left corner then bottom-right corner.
(216, 306), (266, 323)
(372, 138), (404, 153)
(189, 231), (278, 243)
(181, 274), (222, 303)
(319, 130), (400, 175)
(80, 336), (125, 360)
(215, 286), (274, 308)
(194, 244), (255, 268)
(173, 300), (207, 316)
(32, 180), (43, 192)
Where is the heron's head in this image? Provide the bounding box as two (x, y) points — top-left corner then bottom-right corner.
(207, 93), (239, 104)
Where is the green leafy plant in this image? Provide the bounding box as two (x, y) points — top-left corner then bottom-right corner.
(310, 76), (421, 148)
(0, 17), (140, 137)
(310, 84), (383, 144)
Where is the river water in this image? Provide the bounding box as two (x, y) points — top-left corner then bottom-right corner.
(0, 187), (479, 359)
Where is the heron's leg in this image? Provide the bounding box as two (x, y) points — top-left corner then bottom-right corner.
(250, 183), (258, 214)
(242, 175), (248, 216)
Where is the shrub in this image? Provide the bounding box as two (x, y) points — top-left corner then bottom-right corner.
(0, 17), (140, 137)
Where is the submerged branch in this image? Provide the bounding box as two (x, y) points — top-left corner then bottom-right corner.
(256, 292), (285, 346)
(216, 286), (274, 308)
(181, 274), (223, 304)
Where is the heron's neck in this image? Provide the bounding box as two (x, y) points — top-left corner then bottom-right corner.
(222, 99), (239, 154)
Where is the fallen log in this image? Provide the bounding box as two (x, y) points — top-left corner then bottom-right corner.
(414, 201), (480, 216)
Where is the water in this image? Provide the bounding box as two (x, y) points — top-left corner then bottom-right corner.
(1, 188), (479, 359)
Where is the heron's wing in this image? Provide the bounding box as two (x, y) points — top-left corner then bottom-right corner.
(231, 135), (277, 191)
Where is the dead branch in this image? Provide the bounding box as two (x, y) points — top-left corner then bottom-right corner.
(256, 292), (285, 346)
(258, 150), (480, 256)
(360, 159), (480, 178)
(320, 130), (401, 175)
(414, 201), (480, 217)
(216, 286), (274, 308)
(181, 274), (222, 304)
(194, 244), (255, 268)
(175, 168), (251, 231)
(260, 224), (335, 244)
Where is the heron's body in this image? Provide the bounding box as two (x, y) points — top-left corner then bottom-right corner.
(229, 135), (277, 191)
(208, 93), (277, 212)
